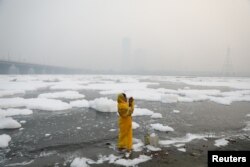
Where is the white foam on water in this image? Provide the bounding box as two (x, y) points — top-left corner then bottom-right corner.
(97, 80), (250, 105)
(161, 94), (179, 103)
(83, 82), (156, 92)
(38, 91), (85, 99)
(221, 90), (250, 97)
(146, 145), (161, 151)
(99, 90), (122, 95)
(69, 98), (158, 116)
(132, 108), (155, 116)
(39, 151), (57, 157)
(126, 89), (162, 101)
(151, 123), (174, 132)
(172, 110), (180, 113)
(133, 138), (144, 152)
(132, 122), (140, 129)
(45, 76), (250, 106)
(20, 120), (26, 124)
(0, 97), (26, 108)
(0, 117), (21, 129)
(50, 81), (87, 90)
(159, 133), (207, 146)
(209, 94), (250, 105)
(103, 154), (122, 164)
(214, 138), (229, 147)
(177, 148), (186, 152)
(93, 154), (121, 164)
(70, 153), (150, 167)
(124, 88), (236, 105)
(174, 143), (185, 148)
(89, 97), (116, 112)
(0, 97), (72, 111)
(70, 157), (94, 167)
(113, 155), (151, 167)
(0, 80), (51, 92)
(157, 76), (250, 90)
(113, 88), (250, 105)
(2, 75), (250, 105)
(178, 96), (194, 102)
(0, 90), (25, 97)
(0, 108), (33, 117)
(178, 89), (221, 96)
(25, 98), (72, 111)
(45, 134), (51, 137)
(208, 96), (232, 105)
(0, 134), (11, 148)
(151, 113), (162, 118)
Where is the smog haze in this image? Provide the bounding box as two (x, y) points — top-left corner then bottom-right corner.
(0, 0), (250, 75)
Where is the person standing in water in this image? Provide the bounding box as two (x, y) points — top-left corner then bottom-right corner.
(117, 93), (134, 152)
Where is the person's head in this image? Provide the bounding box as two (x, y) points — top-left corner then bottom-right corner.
(117, 93), (127, 103)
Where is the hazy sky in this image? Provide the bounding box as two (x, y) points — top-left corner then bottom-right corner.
(0, 0), (250, 74)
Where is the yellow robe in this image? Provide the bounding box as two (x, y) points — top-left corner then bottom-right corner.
(117, 94), (134, 150)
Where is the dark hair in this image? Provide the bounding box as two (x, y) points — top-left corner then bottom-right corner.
(122, 93), (127, 99)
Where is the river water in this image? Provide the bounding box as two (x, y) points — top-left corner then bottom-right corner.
(0, 75), (250, 166)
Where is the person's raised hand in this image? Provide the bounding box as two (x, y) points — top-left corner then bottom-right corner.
(129, 97), (134, 106)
